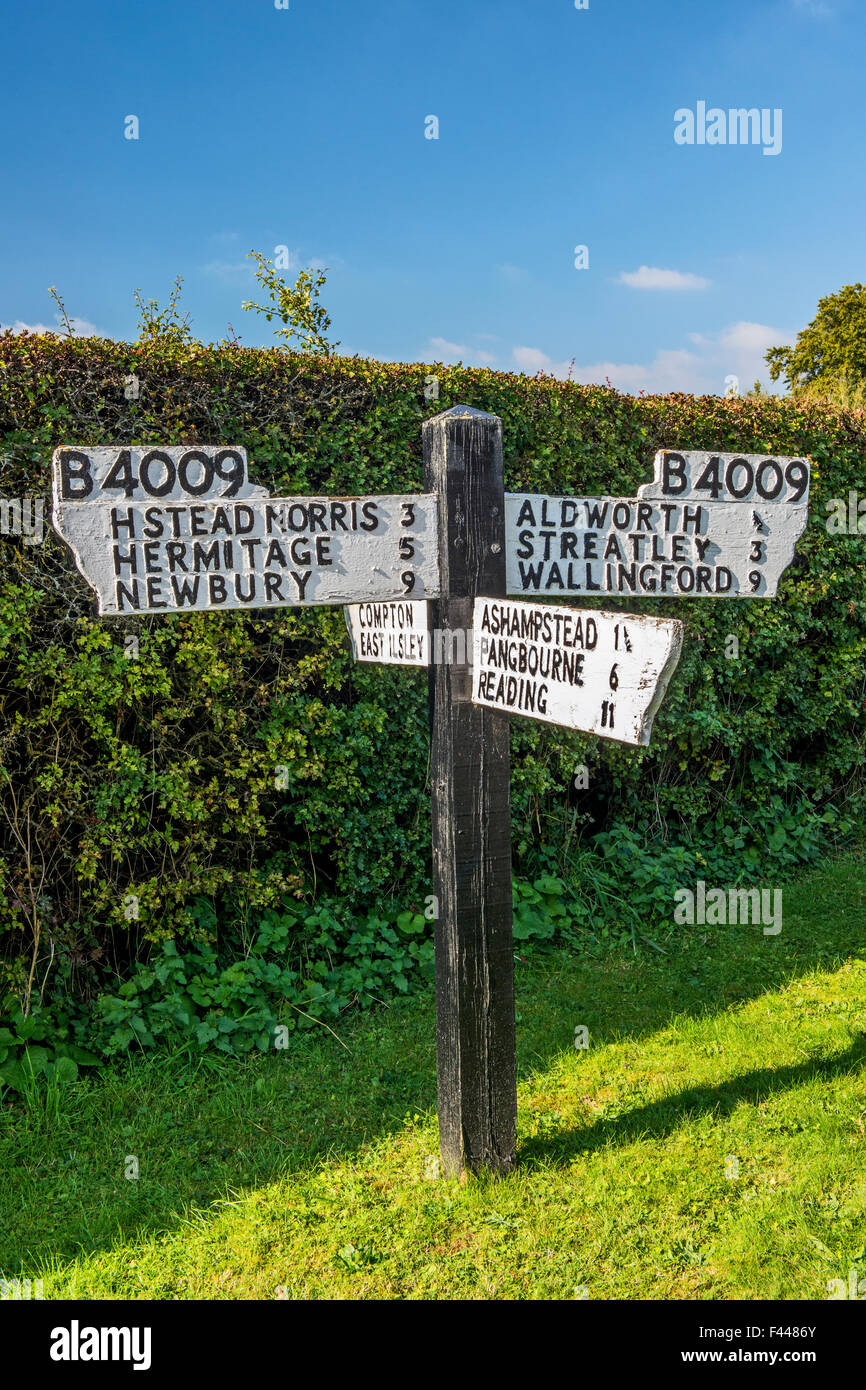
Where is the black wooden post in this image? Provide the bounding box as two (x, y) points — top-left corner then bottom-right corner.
(423, 405), (516, 1176)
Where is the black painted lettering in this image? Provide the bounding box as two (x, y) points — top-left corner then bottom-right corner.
(59, 449), (94, 500)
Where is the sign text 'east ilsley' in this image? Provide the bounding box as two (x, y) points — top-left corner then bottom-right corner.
(343, 600), (429, 666)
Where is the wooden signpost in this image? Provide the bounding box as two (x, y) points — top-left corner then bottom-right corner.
(50, 415), (811, 1178)
(423, 408), (516, 1175)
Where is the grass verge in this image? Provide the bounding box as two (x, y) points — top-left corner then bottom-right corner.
(1, 846), (865, 1300)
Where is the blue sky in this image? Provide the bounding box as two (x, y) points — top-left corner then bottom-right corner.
(1, 0), (862, 394)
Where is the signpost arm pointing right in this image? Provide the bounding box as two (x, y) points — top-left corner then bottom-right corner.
(424, 406), (517, 1177)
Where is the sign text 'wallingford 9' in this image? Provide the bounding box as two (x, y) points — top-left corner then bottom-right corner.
(506, 450), (810, 599)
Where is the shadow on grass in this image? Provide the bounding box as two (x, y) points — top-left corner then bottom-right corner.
(517, 1033), (866, 1168)
(2, 846), (864, 1272)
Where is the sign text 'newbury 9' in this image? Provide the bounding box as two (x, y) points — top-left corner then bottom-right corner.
(52, 445), (439, 614)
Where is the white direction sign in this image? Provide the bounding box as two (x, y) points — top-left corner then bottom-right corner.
(51, 446), (439, 615)
(344, 600), (429, 666)
(506, 450), (810, 599)
(472, 598), (683, 746)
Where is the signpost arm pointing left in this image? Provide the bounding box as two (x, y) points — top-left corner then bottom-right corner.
(424, 406), (517, 1176)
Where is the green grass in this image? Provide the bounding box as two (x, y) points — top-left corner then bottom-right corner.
(2, 846), (865, 1300)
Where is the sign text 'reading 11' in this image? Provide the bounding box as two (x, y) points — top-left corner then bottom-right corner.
(472, 598), (683, 746)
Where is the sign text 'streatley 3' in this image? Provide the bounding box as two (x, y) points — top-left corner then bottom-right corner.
(507, 450), (810, 599)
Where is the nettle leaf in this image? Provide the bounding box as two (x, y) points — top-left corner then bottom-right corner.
(59, 1044), (100, 1065)
(0, 1060), (26, 1092)
(128, 1019), (155, 1047)
(21, 1046), (50, 1076)
(533, 875), (566, 896)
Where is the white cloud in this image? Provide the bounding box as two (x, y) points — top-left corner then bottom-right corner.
(202, 258), (258, 284)
(429, 336), (497, 365)
(205, 249), (334, 282)
(618, 265), (710, 291)
(1, 316), (102, 337)
(512, 346), (568, 376)
(496, 263), (529, 282)
(790, 0), (833, 16)
(721, 320), (789, 354)
(511, 320), (793, 395)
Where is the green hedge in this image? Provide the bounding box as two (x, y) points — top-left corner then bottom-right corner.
(1, 332), (865, 1011)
